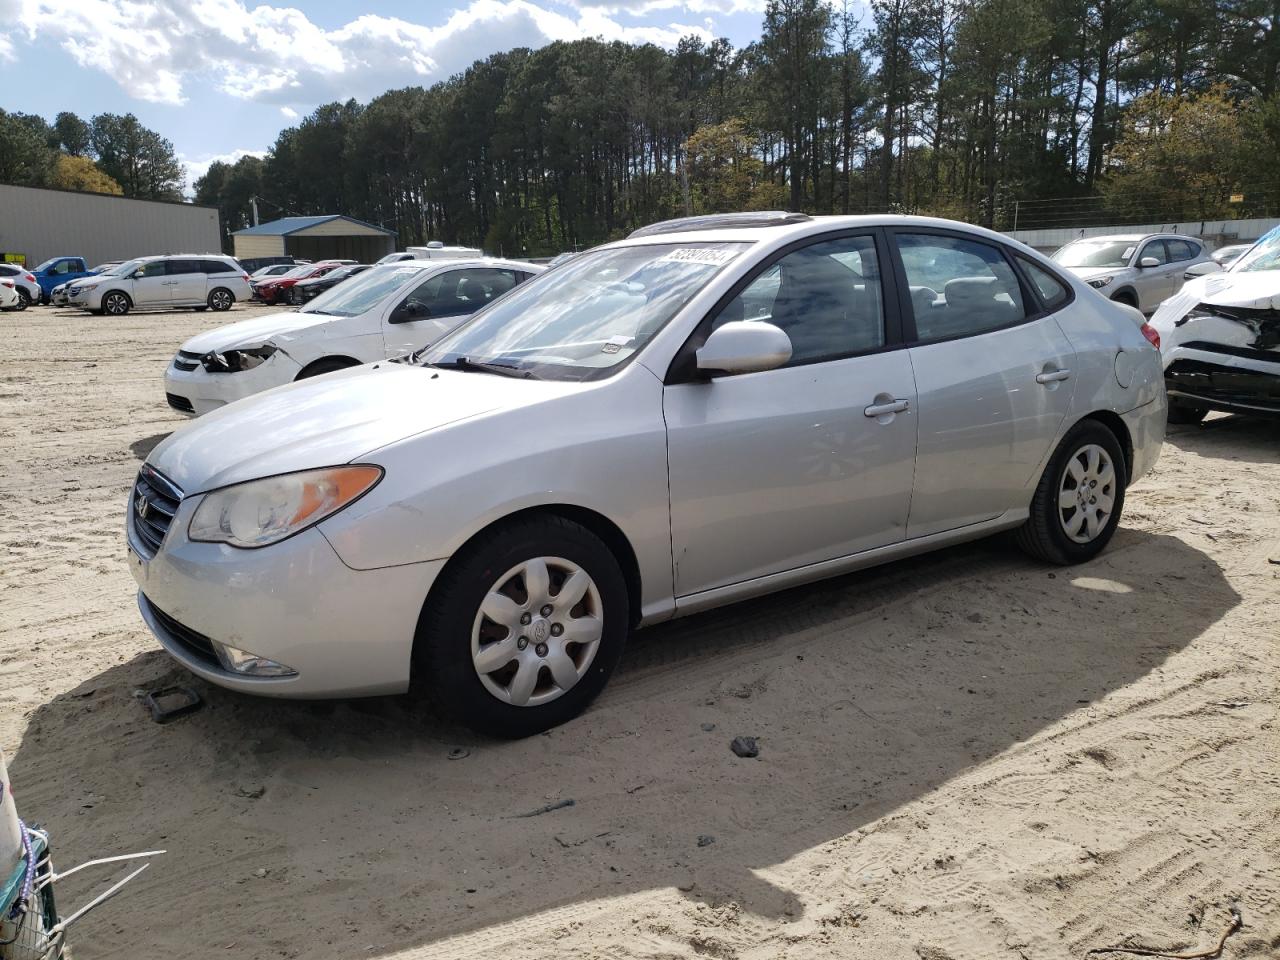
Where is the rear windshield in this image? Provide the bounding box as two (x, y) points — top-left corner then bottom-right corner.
(1231, 228), (1280, 273)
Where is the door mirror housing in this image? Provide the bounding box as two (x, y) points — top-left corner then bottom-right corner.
(389, 300), (429, 324)
(696, 321), (792, 376)
(1182, 261), (1220, 279)
(132, 269), (146, 279)
(1138, 256), (1161, 269)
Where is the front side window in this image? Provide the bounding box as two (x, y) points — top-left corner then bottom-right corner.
(139, 262), (167, 279)
(1140, 241), (1170, 265)
(401, 268), (522, 318)
(897, 234), (1026, 342)
(710, 235), (885, 365)
(422, 241), (751, 381)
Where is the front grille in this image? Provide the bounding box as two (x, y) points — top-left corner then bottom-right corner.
(145, 597), (219, 667)
(166, 392), (194, 413)
(172, 350), (201, 372)
(131, 466), (183, 558)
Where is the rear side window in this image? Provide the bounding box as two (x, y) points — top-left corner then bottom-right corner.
(896, 234), (1026, 343)
(1166, 239), (1195, 262)
(1018, 257), (1070, 310)
(202, 259), (233, 274)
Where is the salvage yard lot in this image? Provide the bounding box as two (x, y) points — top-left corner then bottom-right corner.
(0, 304), (1277, 960)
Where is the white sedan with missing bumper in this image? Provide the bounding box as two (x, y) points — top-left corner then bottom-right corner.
(163, 258), (541, 415)
(129, 213), (1166, 737)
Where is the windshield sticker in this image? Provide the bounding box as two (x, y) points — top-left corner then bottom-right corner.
(657, 248), (740, 267)
(601, 335), (633, 354)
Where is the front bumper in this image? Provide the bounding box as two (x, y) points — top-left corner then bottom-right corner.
(68, 287), (104, 310)
(163, 350), (304, 416)
(128, 495), (445, 698)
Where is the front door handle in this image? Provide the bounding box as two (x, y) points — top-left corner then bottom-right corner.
(864, 399), (910, 418)
(1036, 369), (1071, 384)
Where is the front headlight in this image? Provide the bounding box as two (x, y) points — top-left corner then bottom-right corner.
(201, 343), (277, 373)
(1087, 276), (1115, 289)
(78, 282), (99, 292)
(188, 465), (383, 548)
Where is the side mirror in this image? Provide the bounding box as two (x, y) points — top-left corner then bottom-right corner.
(1182, 261), (1220, 279)
(1138, 256), (1160, 269)
(133, 270), (146, 279)
(696, 321), (792, 376)
(389, 301), (428, 324)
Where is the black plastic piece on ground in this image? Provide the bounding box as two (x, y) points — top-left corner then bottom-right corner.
(143, 685), (202, 723)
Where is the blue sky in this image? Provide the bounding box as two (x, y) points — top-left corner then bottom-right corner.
(0, 1), (777, 191)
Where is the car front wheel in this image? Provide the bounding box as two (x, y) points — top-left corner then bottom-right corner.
(1015, 419), (1127, 565)
(101, 291), (131, 316)
(414, 515), (629, 737)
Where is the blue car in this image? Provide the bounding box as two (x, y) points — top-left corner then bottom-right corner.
(31, 256), (94, 303)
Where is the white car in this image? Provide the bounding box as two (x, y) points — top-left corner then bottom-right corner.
(0, 279), (18, 310)
(406, 242), (485, 259)
(68, 254), (251, 316)
(163, 258), (542, 415)
(249, 264), (296, 280)
(1150, 225), (1280, 423)
(1051, 233), (1213, 313)
(0, 264), (40, 308)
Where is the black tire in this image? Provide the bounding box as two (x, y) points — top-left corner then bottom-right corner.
(15, 290), (30, 311)
(1110, 291), (1137, 308)
(286, 288), (298, 306)
(101, 291), (131, 316)
(1015, 419), (1127, 565)
(295, 357), (359, 380)
(194, 306), (208, 312)
(40, 291), (50, 305)
(1167, 403), (1208, 425)
(413, 515), (629, 738)
(208, 287), (234, 312)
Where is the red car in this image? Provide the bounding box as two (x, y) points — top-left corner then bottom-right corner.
(252, 260), (355, 305)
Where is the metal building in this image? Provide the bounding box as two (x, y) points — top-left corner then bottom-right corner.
(0, 184), (221, 268)
(232, 216), (395, 264)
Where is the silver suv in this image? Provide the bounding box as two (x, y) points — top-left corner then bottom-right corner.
(68, 254), (251, 316)
(1050, 233), (1212, 313)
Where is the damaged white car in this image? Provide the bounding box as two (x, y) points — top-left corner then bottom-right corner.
(1150, 226), (1280, 423)
(163, 258), (542, 415)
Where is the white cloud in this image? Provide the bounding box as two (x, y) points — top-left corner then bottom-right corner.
(12, 0), (714, 107)
(280, 106), (298, 119)
(180, 147), (268, 195)
(0, 32), (14, 63)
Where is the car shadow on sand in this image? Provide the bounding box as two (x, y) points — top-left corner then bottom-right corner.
(10, 530), (1237, 958)
(1164, 411), (1278, 465)
(129, 432), (170, 461)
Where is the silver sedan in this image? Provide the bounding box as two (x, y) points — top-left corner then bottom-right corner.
(126, 214), (1167, 737)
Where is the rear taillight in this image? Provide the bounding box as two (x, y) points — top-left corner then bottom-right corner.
(242, 273), (250, 280)
(1140, 322), (1160, 350)
(24, 273), (35, 283)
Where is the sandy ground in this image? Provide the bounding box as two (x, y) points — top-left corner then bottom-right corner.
(0, 302), (1277, 960)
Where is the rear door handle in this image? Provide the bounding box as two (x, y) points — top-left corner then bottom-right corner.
(864, 399), (910, 417)
(1036, 369), (1071, 384)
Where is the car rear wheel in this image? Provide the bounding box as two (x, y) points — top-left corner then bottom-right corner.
(1015, 419), (1127, 565)
(208, 288), (234, 312)
(414, 515), (629, 738)
(286, 288), (299, 305)
(102, 291), (131, 316)
(15, 290), (30, 310)
(1167, 402), (1208, 425)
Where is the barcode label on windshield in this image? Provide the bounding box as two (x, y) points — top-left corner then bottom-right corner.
(657, 248), (739, 266)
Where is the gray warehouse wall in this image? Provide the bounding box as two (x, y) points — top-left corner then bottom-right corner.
(0, 184), (221, 268)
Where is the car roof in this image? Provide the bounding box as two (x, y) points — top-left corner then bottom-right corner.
(1067, 233), (1199, 243)
(608, 213), (1029, 251)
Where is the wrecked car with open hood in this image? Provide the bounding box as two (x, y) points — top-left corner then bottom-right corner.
(1150, 226), (1280, 423)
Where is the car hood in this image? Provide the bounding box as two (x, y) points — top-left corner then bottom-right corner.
(1151, 268), (1280, 350)
(146, 363), (576, 493)
(179, 310), (339, 354)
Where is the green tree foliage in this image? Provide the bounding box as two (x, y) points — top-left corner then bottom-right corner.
(6, 1), (1276, 239)
(49, 154), (123, 195)
(90, 113), (186, 200)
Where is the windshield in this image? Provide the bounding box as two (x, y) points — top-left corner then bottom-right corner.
(1051, 239), (1137, 269)
(1231, 228), (1280, 273)
(301, 263), (427, 316)
(420, 241), (751, 381)
(100, 259), (141, 277)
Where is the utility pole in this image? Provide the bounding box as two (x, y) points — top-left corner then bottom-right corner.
(250, 196), (260, 227)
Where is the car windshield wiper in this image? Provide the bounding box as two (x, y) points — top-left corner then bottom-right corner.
(428, 356), (540, 379)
